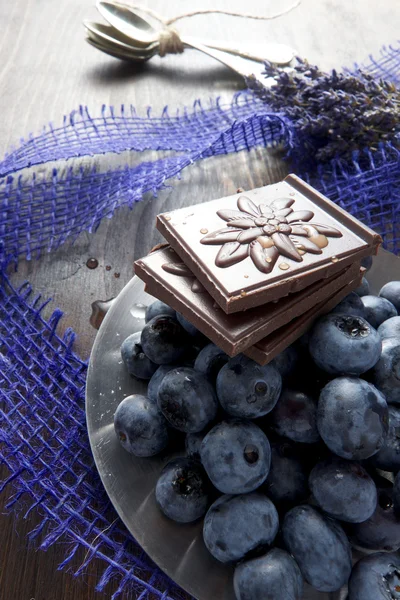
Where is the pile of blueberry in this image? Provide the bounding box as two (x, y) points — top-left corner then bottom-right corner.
(114, 276), (400, 600)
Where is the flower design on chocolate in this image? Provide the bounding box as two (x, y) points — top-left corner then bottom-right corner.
(200, 195), (342, 273)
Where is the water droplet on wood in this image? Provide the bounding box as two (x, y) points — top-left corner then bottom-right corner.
(86, 257), (99, 269)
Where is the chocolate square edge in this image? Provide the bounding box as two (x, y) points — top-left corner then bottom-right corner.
(244, 268), (365, 364)
(285, 174), (382, 252)
(135, 246), (362, 356)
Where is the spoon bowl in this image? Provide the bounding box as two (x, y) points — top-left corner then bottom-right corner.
(85, 34), (154, 62)
(84, 21), (158, 57)
(96, 0), (160, 46)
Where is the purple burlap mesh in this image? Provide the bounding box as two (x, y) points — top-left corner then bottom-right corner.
(0, 94), (272, 178)
(308, 142), (400, 253)
(350, 40), (400, 85)
(0, 105), (289, 266)
(1, 43), (400, 599)
(0, 274), (190, 600)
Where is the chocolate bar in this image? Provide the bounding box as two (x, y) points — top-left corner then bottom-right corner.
(156, 174), (381, 313)
(135, 246), (362, 356)
(244, 270), (364, 364)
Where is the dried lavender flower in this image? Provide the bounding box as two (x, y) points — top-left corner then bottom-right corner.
(248, 58), (400, 162)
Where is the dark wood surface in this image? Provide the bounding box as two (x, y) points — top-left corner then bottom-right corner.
(0, 1), (398, 598)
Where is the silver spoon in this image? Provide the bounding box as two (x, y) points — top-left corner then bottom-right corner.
(96, 0), (296, 65)
(84, 24), (271, 87)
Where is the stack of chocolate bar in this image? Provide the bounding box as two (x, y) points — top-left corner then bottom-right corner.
(134, 174), (381, 365)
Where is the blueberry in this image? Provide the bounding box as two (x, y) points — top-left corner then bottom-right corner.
(309, 457), (377, 523)
(157, 367), (217, 433)
(147, 365), (176, 403)
(317, 377), (388, 460)
(348, 487), (400, 552)
(216, 355), (282, 419)
(361, 255), (373, 271)
(309, 313), (381, 375)
(200, 420), (271, 494)
(285, 355), (332, 398)
(270, 388), (320, 444)
(361, 295), (398, 329)
(378, 316), (400, 340)
(331, 292), (366, 317)
(380, 281), (400, 312)
(176, 312), (199, 337)
(141, 315), (190, 365)
(270, 345), (299, 379)
(185, 430), (208, 462)
(354, 277), (370, 297)
(145, 300), (176, 322)
(155, 458), (209, 523)
(369, 406), (400, 472)
(202, 493), (279, 563)
(348, 552), (400, 600)
(394, 472), (400, 513)
(297, 330), (311, 351)
(120, 332), (158, 380)
(263, 442), (309, 509)
(371, 338), (400, 405)
(233, 548), (303, 600)
(194, 343), (229, 384)
(282, 505), (352, 592)
(114, 394), (168, 457)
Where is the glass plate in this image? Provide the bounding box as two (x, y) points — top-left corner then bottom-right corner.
(86, 248), (399, 600)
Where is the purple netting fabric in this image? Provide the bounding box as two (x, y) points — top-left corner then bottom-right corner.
(350, 41), (400, 85)
(0, 103), (289, 265)
(0, 274), (190, 600)
(1, 43), (400, 599)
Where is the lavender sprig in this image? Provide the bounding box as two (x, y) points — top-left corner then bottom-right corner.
(249, 58), (400, 162)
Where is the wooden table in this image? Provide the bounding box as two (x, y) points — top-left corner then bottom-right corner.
(0, 0), (398, 598)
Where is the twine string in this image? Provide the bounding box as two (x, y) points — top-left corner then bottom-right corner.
(128, 1), (301, 56)
(158, 28), (184, 57)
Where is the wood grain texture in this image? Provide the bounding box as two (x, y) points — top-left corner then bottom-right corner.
(0, 0), (399, 598)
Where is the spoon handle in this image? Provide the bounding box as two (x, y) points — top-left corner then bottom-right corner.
(181, 36), (267, 84)
(193, 39), (296, 65)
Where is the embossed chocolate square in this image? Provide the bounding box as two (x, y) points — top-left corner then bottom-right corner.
(157, 174), (381, 313)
